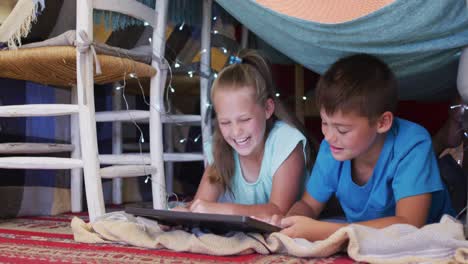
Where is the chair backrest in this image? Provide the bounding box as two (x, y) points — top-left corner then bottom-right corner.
(75, 0), (169, 210)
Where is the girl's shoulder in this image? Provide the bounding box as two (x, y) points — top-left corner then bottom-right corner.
(269, 120), (304, 139)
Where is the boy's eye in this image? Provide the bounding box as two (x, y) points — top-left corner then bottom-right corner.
(240, 118), (251, 122)
(337, 128), (349, 134)
(220, 121), (230, 126)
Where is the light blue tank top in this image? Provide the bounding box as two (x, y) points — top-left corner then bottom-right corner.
(205, 121), (308, 205)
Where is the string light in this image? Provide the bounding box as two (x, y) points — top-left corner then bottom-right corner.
(179, 21), (185, 31)
(221, 47), (227, 54)
(213, 30), (218, 34)
(275, 93), (280, 97)
(174, 62), (180, 68)
(143, 21), (149, 26)
(179, 138), (187, 144)
(148, 37), (152, 43)
(302, 96), (307, 101)
(213, 73), (218, 78)
(213, 16), (217, 21)
(188, 71), (194, 78)
(129, 73), (137, 78)
(170, 87), (175, 93)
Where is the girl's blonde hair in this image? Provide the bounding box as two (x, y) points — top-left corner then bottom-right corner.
(209, 49), (315, 193)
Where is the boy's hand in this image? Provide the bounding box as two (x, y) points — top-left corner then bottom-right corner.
(280, 216), (318, 239)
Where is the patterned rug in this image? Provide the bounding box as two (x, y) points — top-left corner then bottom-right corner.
(0, 213), (359, 263)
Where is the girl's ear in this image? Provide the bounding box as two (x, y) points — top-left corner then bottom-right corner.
(265, 98), (275, 119)
(376, 111), (393, 133)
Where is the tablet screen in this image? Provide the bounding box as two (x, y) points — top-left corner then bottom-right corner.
(125, 206), (281, 234)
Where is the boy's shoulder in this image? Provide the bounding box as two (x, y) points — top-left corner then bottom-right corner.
(389, 117), (433, 158)
(393, 117), (431, 141)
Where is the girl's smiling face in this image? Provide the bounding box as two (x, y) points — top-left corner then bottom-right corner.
(213, 86), (274, 159)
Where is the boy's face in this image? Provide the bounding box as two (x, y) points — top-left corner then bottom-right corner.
(320, 109), (383, 161)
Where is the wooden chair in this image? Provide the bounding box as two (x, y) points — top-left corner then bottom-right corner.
(0, 0), (169, 222)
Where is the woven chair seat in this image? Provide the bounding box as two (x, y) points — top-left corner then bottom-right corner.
(0, 46), (156, 87)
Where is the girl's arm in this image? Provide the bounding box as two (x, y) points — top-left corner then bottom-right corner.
(281, 193), (431, 241)
(193, 165), (224, 202)
(189, 144), (306, 218)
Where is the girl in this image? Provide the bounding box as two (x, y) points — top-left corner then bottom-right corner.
(178, 50), (314, 219)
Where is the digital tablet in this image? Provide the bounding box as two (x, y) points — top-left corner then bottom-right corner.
(125, 206), (281, 234)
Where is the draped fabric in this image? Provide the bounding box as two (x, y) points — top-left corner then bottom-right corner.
(216, 0), (468, 100)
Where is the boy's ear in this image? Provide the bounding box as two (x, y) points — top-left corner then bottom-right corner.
(265, 98), (275, 119)
(376, 111), (393, 133)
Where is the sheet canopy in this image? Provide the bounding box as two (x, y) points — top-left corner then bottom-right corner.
(2, 0), (468, 100)
(216, 0), (468, 100)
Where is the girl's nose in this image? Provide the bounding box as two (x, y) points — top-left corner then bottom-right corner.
(232, 123), (243, 136)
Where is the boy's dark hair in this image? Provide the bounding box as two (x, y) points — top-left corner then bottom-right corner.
(315, 54), (398, 122)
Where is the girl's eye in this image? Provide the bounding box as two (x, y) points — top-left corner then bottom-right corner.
(220, 121), (230, 126)
(240, 118), (251, 122)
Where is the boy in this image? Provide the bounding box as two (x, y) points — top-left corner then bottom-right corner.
(272, 54), (454, 241)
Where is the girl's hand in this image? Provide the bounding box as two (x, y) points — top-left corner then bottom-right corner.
(189, 199), (221, 214)
(268, 214), (284, 227)
(171, 206), (190, 212)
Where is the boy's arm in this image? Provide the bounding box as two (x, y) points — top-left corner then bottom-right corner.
(287, 192), (325, 218)
(281, 193), (431, 242)
(357, 193), (431, 228)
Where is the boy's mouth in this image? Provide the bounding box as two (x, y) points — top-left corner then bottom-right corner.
(330, 145), (343, 153)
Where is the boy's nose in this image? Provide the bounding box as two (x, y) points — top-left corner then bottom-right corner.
(324, 130), (336, 143)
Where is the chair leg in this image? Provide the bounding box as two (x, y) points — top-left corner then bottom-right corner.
(70, 85), (83, 212)
(112, 84), (123, 205)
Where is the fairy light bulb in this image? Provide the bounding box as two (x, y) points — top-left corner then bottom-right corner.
(179, 138), (187, 144)
(179, 22), (185, 31)
(213, 16), (217, 21)
(275, 93), (280, 97)
(188, 71), (194, 78)
(143, 21), (149, 26)
(174, 62), (180, 68)
(302, 96), (307, 101)
(129, 73), (137, 79)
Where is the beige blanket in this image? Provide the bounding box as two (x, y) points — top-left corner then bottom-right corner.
(72, 212), (468, 263)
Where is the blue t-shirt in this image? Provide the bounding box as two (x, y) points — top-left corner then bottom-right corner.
(205, 121), (308, 204)
(307, 118), (454, 223)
